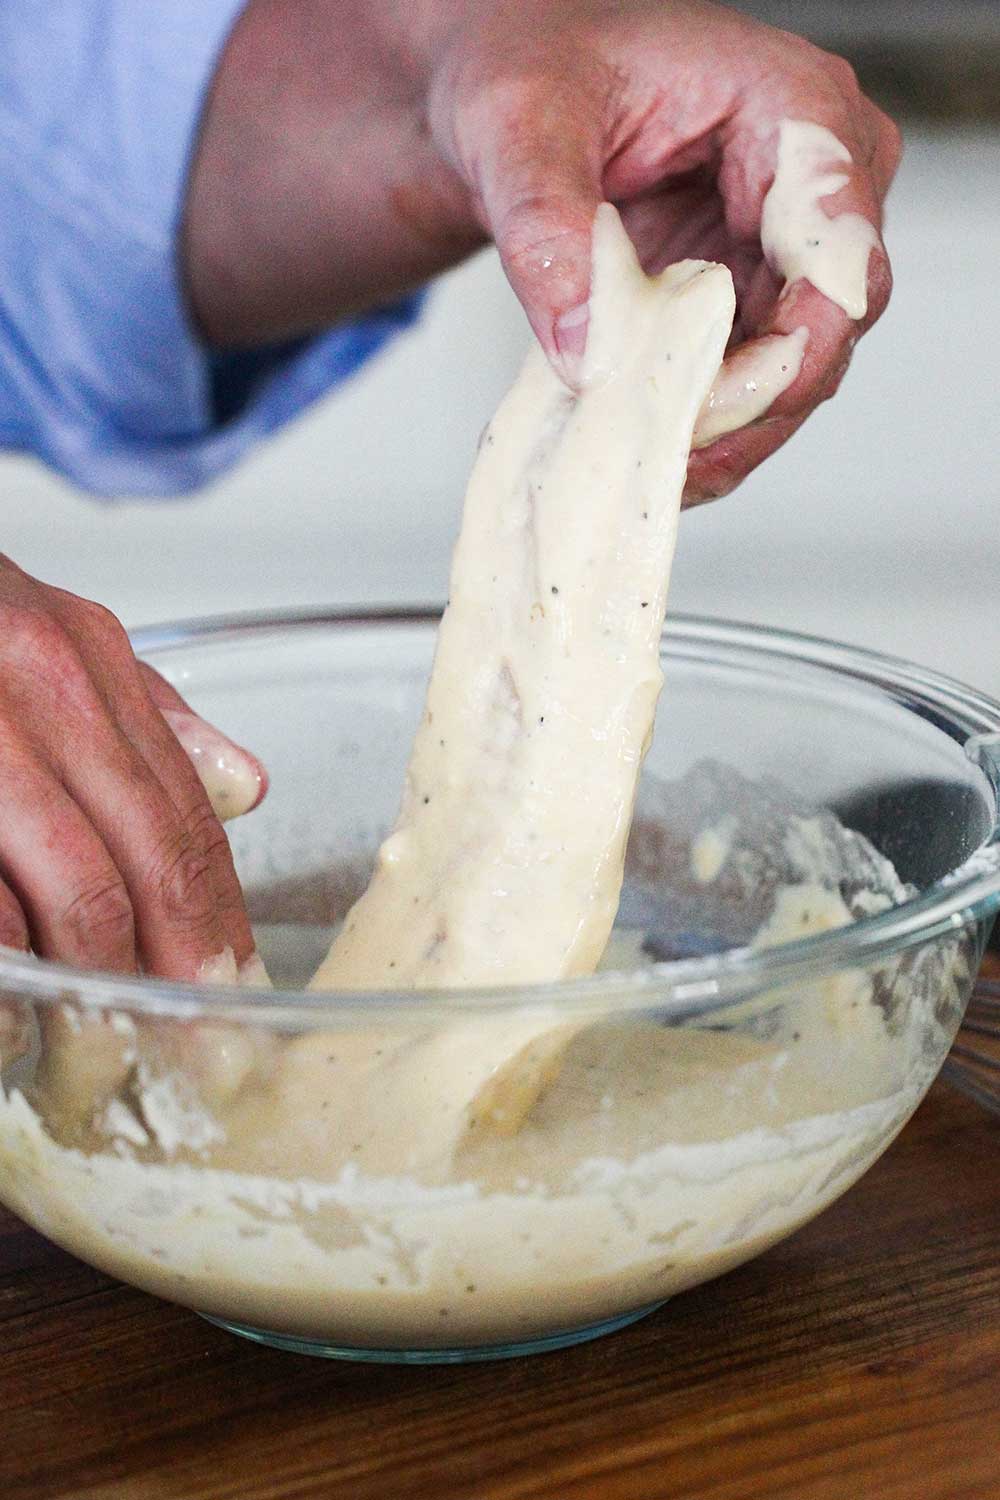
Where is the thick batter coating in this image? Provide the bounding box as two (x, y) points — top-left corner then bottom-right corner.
(761, 119), (879, 321)
(302, 209), (735, 1140)
(314, 207), (735, 991)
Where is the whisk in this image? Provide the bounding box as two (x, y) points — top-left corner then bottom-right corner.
(942, 977), (1000, 1117)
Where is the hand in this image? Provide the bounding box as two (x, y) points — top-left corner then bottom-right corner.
(186, 0), (900, 503)
(0, 556), (266, 979)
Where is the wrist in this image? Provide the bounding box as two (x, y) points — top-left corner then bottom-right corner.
(184, 0), (484, 347)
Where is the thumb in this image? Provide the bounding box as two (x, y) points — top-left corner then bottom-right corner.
(137, 662), (268, 822)
(472, 85), (604, 385)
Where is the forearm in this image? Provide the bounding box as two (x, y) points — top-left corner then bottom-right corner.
(183, 0), (481, 348)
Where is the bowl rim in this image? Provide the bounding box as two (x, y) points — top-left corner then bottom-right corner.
(2, 606), (999, 1027)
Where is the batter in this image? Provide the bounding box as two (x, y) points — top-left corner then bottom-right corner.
(762, 119), (880, 320)
(312, 118), (878, 992)
(0, 864), (958, 1348)
(313, 205), (735, 990)
(693, 117), (879, 446)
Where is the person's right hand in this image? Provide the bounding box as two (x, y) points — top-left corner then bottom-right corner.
(0, 555), (266, 980)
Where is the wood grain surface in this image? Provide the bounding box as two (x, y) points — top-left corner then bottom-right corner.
(2, 965), (999, 1500)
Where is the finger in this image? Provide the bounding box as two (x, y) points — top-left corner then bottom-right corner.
(685, 297), (856, 505)
(866, 103), (903, 200)
(685, 406), (812, 508)
(137, 662), (268, 821)
(692, 326), (808, 450)
(48, 715), (235, 982)
(15, 628), (232, 980)
(723, 94), (893, 320)
(45, 595), (267, 819)
(130, 721), (257, 968)
(111, 702), (257, 969)
(460, 73), (606, 383)
(692, 94), (895, 492)
(0, 877), (32, 1066)
(731, 257), (785, 343)
(0, 746), (138, 973)
(105, 661), (259, 966)
(686, 256), (880, 499)
(0, 873), (29, 953)
(45, 604), (262, 974)
(57, 613), (261, 971)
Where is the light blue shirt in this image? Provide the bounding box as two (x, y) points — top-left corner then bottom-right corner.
(0, 1), (422, 498)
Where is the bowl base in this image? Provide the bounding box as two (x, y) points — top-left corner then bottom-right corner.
(200, 1301), (667, 1364)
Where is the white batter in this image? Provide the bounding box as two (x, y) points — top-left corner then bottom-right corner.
(301, 206), (735, 1142)
(0, 881), (954, 1348)
(163, 709), (263, 822)
(761, 119), (880, 321)
(693, 329), (807, 449)
(693, 118), (879, 447)
(313, 205), (734, 990)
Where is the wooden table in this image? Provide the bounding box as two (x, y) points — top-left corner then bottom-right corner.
(3, 971), (999, 1500)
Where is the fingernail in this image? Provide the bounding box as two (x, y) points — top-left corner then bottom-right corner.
(163, 709), (267, 821)
(194, 949), (271, 989)
(553, 302), (589, 387)
(238, 953), (272, 989)
(197, 946), (239, 986)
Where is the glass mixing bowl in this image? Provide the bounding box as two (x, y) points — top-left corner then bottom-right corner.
(1, 611), (999, 1364)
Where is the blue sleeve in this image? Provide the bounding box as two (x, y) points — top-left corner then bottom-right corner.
(0, 2), (423, 499)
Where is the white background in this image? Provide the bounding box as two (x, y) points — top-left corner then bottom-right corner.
(3, 125), (998, 697)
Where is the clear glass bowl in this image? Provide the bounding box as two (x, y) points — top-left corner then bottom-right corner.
(1, 611), (999, 1365)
